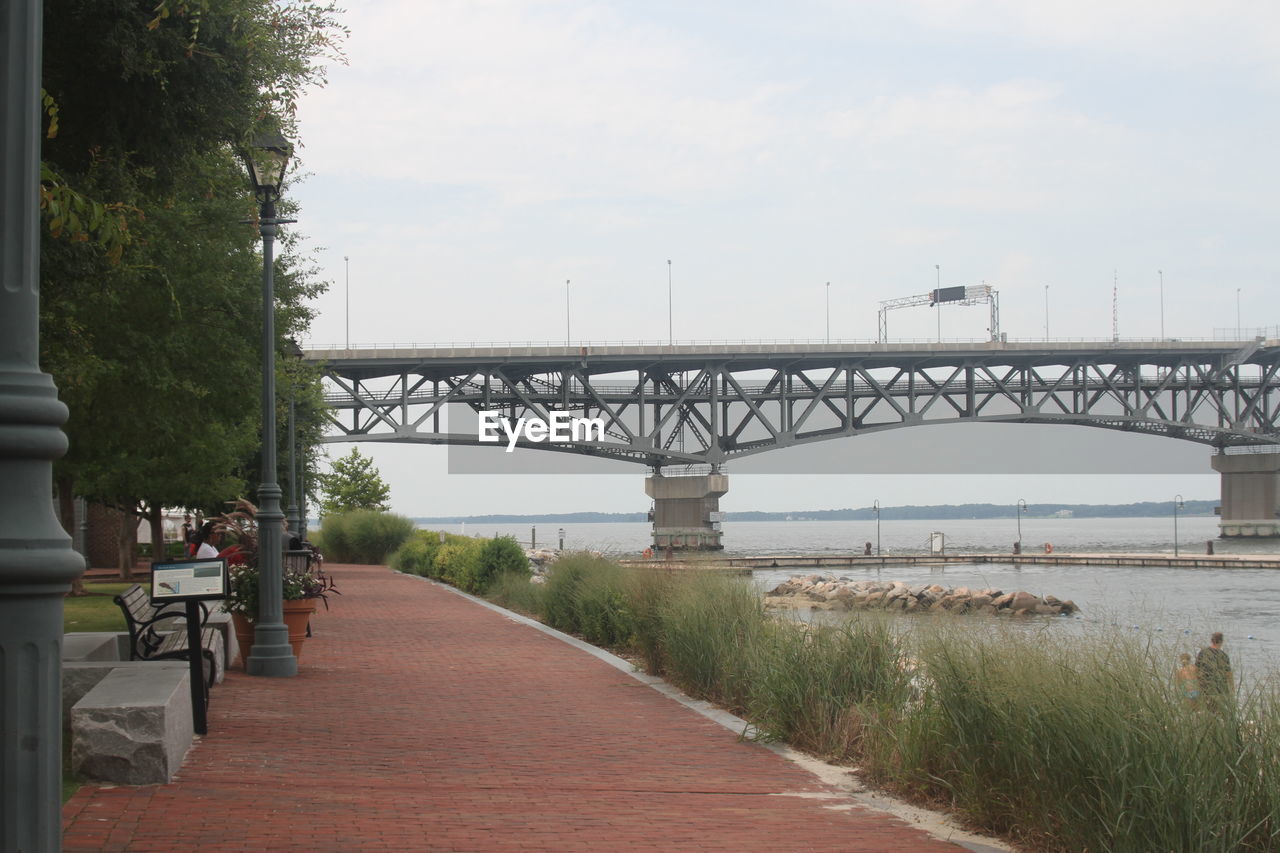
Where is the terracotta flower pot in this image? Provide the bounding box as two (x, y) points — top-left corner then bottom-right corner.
(231, 599), (319, 668)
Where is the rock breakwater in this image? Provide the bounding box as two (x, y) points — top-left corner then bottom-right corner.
(766, 575), (1078, 617)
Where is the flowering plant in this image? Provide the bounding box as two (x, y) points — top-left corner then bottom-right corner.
(214, 498), (336, 618)
(225, 562), (331, 617)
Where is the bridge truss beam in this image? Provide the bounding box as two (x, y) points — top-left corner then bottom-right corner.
(311, 342), (1280, 468)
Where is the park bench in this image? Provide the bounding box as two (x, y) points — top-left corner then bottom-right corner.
(113, 584), (221, 688)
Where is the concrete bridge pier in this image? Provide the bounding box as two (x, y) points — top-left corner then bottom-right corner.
(1212, 452), (1280, 537)
(646, 472), (728, 550)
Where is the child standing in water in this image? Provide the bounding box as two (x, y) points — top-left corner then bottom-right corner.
(1175, 652), (1199, 708)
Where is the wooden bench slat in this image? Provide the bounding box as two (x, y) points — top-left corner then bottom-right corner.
(114, 584), (222, 687)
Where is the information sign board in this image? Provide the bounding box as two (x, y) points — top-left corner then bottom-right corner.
(150, 558), (228, 603)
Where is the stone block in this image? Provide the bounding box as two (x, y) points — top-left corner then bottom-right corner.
(63, 632), (124, 662)
(71, 663), (193, 785)
(62, 661), (123, 726)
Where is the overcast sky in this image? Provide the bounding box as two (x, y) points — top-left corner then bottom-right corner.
(290, 0), (1279, 517)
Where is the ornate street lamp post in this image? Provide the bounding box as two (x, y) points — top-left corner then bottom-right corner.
(241, 134), (297, 677)
(1, 3), (87, 847)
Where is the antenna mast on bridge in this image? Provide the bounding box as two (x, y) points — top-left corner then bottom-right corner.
(878, 284), (1001, 343)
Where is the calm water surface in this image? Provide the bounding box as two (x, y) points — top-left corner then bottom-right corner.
(429, 516), (1280, 677)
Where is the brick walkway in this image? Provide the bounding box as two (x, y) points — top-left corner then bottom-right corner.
(63, 564), (970, 852)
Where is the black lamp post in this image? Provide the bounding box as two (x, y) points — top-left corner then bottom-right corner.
(241, 133), (297, 677)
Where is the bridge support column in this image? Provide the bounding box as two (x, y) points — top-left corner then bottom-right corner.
(1211, 452), (1280, 537)
(645, 472), (728, 551)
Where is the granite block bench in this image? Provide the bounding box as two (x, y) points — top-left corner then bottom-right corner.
(70, 662), (193, 784)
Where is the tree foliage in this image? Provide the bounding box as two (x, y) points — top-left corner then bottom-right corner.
(38, 0), (346, 566)
(317, 449), (392, 515)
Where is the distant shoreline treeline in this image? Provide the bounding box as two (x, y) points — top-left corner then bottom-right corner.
(413, 499), (1217, 525)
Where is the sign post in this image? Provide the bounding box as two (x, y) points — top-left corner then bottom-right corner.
(150, 558), (229, 735)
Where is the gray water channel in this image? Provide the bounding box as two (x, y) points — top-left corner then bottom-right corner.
(429, 516), (1278, 678)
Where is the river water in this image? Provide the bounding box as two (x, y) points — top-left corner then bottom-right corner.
(429, 516), (1280, 679)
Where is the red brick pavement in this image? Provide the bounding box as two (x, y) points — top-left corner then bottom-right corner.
(63, 564), (969, 852)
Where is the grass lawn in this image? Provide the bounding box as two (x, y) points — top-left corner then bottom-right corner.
(63, 582), (130, 633)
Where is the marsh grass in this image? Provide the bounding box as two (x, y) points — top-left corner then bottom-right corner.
(870, 621), (1280, 852)
(658, 572), (764, 714)
(486, 569), (545, 615)
(748, 614), (912, 758)
(540, 553), (634, 647)
(443, 555), (1280, 851)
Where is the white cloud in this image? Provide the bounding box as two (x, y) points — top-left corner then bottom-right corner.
(894, 0), (1280, 75)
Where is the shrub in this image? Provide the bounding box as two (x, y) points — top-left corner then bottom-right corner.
(320, 510), (415, 564)
(475, 536), (530, 591)
(388, 533), (437, 576)
(433, 540), (485, 591)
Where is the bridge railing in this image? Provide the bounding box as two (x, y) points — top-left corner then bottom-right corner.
(306, 335), (1259, 353)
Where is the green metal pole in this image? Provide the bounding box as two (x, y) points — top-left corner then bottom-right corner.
(286, 392), (300, 535)
(246, 198), (296, 677)
(1, 1), (87, 848)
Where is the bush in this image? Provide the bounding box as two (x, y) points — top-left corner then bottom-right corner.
(319, 510), (415, 564)
(388, 533), (437, 576)
(433, 540), (485, 591)
(476, 536), (530, 590)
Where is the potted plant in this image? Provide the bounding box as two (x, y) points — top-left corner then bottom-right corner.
(215, 499), (335, 664)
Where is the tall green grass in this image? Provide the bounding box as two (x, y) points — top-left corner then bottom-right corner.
(397, 550), (1280, 851)
(319, 510), (415, 563)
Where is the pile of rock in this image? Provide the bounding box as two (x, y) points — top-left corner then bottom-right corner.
(766, 575), (1078, 617)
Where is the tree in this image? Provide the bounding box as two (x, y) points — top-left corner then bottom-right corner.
(38, 0), (345, 571)
(318, 449), (391, 515)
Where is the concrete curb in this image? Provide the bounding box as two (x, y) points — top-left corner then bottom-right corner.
(407, 572), (1009, 853)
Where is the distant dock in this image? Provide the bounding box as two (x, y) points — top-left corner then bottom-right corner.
(618, 551), (1280, 571)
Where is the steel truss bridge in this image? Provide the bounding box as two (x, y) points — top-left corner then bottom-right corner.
(307, 339), (1280, 469)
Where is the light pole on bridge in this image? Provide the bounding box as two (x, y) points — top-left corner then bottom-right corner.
(935, 264), (941, 343)
(565, 279), (570, 346)
(825, 281), (830, 344)
(1158, 269), (1164, 340)
(667, 260), (673, 346)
